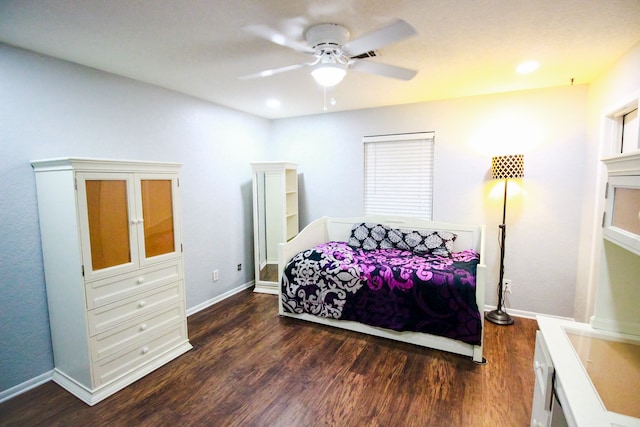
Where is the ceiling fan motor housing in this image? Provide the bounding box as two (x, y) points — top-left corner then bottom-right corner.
(305, 24), (350, 50)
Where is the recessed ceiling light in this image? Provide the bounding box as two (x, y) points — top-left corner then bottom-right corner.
(516, 61), (540, 74)
(266, 98), (281, 108)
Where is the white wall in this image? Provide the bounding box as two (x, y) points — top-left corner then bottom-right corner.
(271, 85), (589, 318)
(0, 43), (270, 391)
(574, 40), (640, 322)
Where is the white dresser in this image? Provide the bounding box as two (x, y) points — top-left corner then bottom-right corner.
(31, 158), (192, 405)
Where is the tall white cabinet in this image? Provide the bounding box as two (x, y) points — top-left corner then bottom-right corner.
(251, 162), (298, 294)
(31, 158), (192, 405)
(594, 152), (640, 335)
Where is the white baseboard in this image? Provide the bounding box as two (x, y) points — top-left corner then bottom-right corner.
(484, 305), (574, 322)
(0, 370), (54, 404)
(186, 280), (254, 317)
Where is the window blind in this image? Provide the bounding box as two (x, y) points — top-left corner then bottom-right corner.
(363, 132), (435, 218)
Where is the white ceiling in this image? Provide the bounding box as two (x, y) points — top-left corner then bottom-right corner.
(1, 0), (640, 119)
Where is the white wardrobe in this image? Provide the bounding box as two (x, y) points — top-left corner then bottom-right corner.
(251, 162), (298, 294)
(31, 158), (192, 405)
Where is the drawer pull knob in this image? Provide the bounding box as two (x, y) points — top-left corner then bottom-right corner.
(139, 323), (148, 331)
(137, 277), (145, 284)
(138, 300), (146, 308)
(534, 361), (543, 371)
(141, 346), (149, 354)
(131, 219), (138, 224)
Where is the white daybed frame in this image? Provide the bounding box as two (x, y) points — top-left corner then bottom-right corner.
(278, 216), (487, 363)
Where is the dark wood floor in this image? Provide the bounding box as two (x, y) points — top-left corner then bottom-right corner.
(0, 289), (537, 426)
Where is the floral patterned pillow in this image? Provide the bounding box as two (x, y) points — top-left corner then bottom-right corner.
(347, 222), (394, 250)
(388, 228), (457, 257)
(348, 222), (457, 257)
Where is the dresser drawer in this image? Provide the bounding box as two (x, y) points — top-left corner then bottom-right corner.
(86, 261), (182, 309)
(533, 331), (554, 409)
(87, 281), (183, 337)
(531, 331), (555, 427)
(90, 301), (185, 362)
(92, 321), (188, 387)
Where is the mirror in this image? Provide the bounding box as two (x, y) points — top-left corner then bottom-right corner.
(251, 162), (298, 293)
(255, 170), (281, 283)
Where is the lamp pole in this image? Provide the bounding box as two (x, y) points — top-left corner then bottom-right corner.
(485, 177), (514, 325)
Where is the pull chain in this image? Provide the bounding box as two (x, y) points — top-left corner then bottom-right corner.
(323, 86), (328, 113)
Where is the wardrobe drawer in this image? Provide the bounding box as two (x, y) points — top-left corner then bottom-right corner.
(92, 321), (188, 387)
(86, 261), (182, 309)
(88, 281), (183, 337)
(90, 301), (185, 362)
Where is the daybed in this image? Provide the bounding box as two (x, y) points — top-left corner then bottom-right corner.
(278, 216), (486, 363)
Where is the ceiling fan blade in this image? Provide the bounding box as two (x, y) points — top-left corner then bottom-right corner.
(350, 60), (417, 81)
(239, 63), (307, 80)
(244, 24), (314, 54)
(342, 19), (417, 57)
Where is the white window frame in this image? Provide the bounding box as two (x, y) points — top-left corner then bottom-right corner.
(363, 131), (435, 219)
(604, 93), (640, 154)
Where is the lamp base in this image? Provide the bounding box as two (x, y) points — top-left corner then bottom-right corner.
(485, 309), (514, 325)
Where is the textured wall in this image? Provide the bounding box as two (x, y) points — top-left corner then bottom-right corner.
(0, 44), (269, 391)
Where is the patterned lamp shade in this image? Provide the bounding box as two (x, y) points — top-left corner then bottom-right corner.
(492, 154), (524, 179)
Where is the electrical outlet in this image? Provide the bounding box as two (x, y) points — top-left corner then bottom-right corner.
(237, 263), (242, 271)
(213, 269), (219, 281)
(502, 279), (512, 293)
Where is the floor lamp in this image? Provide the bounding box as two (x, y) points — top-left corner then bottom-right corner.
(485, 154), (524, 326)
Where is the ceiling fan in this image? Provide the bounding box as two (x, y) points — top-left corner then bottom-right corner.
(241, 19), (418, 87)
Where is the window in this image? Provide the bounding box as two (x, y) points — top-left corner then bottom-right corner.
(606, 94), (640, 154)
(363, 132), (435, 218)
(621, 107), (638, 153)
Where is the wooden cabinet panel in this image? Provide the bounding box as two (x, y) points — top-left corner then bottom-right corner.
(92, 321), (188, 387)
(141, 179), (175, 258)
(90, 301), (185, 361)
(86, 260), (181, 309)
(86, 179), (132, 270)
(612, 187), (640, 235)
(88, 281), (183, 336)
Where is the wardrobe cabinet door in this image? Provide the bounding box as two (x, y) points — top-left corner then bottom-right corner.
(136, 174), (182, 267)
(77, 172), (139, 280)
(603, 175), (640, 255)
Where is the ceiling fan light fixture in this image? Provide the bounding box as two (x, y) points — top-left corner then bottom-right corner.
(311, 63), (347, 87)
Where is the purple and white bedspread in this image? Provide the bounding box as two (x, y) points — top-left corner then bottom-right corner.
(281, 241), (482, 345)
